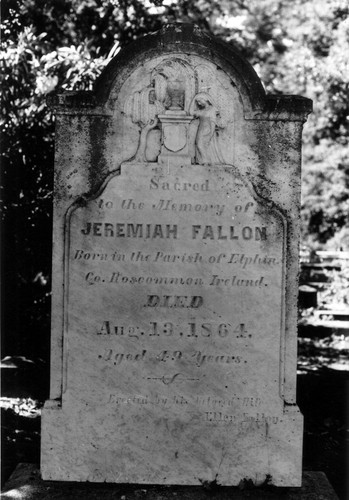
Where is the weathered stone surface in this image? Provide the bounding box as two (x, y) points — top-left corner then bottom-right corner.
(2, 465), (339, 499)
(41, 23), (312, 485)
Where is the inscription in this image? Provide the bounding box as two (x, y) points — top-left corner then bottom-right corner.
(107, 272), (204, 286)
(209, 275), (267, 287)
(97, 321), (250, 339)
(103, 197), (255, 217)
(103, 394), (276, 427)
(205, 412), (279, 425)
(85, 271), (267, 287)
(143, 295), (203, 308)
(120, 199), (144, 210)
(81, 222), (178, 239)
(149, 177), (210, 191)
(98, 349), (147, 364)
(68, 162), (284, 416)
(107, 394), (169, 405)
(191, 351), (242, 367)
(152, 199), (225, 216)
(196, 396), (261, 408)
(227, 253), (278, 268)
(73, 250), (278, 266)
(192, 225), (266, 241)
(98, 349), (244, 366)
(152, 251), (203, 263)
(79, 223), (267, 241)
(106, 393), (262, 408)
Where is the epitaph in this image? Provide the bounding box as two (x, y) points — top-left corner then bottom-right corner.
(41, 24), (312, 486)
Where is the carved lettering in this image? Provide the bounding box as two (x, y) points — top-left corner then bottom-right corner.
(192, 351), (241, 367)
(153, 251), (203, 263)
(121, 199), (145, 210)
(95, 321), (251, 340)
(209, 275), (266, 287)
(108, 272), (204, 286)
(143, 295), (203, 308)
(150, 177), (209, 191)
(227, 253), (277, 268)
(192, 225), (267, 240)
(152, 199), (225, 216)
(74, 249), (108, 261)
(80, 222), (178, 239)
(98, 349), (147, 364)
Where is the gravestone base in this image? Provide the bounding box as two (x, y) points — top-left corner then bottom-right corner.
(41, 399), (303, 485)
(1, 464), (339, 500)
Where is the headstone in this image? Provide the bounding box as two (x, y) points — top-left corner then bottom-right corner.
(41, 24), (312, 486)
(299, 285), (318, 309)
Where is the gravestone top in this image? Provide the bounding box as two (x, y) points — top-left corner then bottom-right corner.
(50, 24), (311, 120)
(41, 23), (312, 486)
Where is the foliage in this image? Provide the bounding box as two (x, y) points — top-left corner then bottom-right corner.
(1, 0), (349, 358)
(321, 263), (349, 307)
(301, 140), (349, 246)
(1, 5), (109, 358)
(271, 0), (349, 249)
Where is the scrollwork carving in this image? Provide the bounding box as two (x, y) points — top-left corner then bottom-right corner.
(124, 57), (227, 165)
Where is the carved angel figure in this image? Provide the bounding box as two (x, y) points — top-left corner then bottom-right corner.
(189, 92), (225, 165)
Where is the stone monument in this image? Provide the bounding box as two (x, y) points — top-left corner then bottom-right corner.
(41, 24), (312, 486)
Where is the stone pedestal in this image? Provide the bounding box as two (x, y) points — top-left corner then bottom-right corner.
(1, 465), (340, 500)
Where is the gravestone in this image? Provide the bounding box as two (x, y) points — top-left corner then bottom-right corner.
(41, 24), (312, 486)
